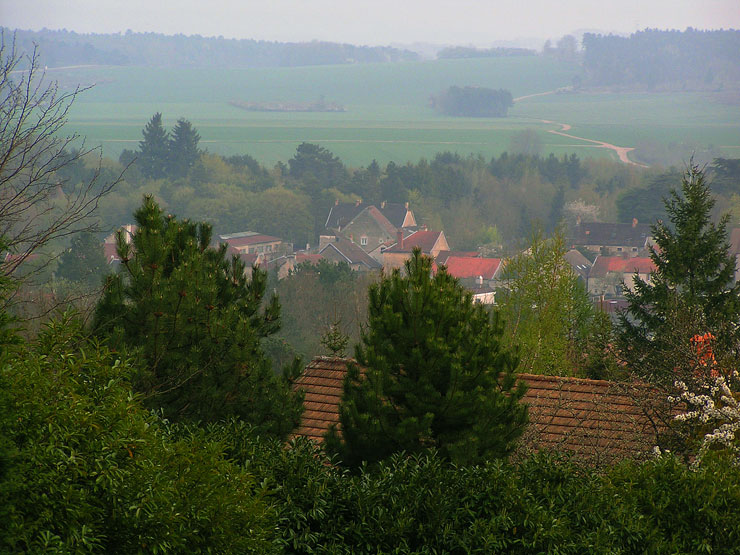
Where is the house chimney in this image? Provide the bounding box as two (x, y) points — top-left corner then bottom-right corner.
(632, 217), (638, 228)
(477, 275), (483, 286)
(349, 234), (354, 243)
(381, 200), (386, 209)
(405, 202), (409, 209)
(396, 230), (403, 249)
(335, 199), (339, 205)
(355, 199), (361, 207)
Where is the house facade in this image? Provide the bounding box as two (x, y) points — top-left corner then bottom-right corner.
(217, 231), (287, 256)
(571, 220), (653, 257)
(382, 230), (450, 271)
(588, 256), (656, 297)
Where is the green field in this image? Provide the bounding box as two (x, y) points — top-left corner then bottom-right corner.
(60, 57), (740, 167)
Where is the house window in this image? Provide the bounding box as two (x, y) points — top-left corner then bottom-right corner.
(617, 247), (623, 252)
(360, 236), (368, 246)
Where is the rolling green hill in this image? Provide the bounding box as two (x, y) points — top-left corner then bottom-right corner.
(60, 56), (739, 167)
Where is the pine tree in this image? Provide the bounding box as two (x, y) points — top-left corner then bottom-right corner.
(93, 196), (303, 436)
(56, 232), (108, 286)
(168, 118), (201, 178)
(325, 248), (528, 467)
(137, 112), (170, 179)
(618, 164), (740, 384)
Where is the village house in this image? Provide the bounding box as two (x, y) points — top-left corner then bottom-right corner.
(217, 231), (288, 257)
(587, 255), (656, 297)
(324, 200), (417, 259)
(564, 248), (592, 285)
(571, 219), (653, 257)
(382, 229), (450, 271)
(318, 235), (382, 272)
(264, 252), (324, 280)
(103, 224), (137, 264)
(293, 357), (670, 465)
(439, 255), (502, 304)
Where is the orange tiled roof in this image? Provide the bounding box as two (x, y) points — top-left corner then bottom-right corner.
(590, 256), (656, 278)
(384, 230), (443, 253)
(293, 357), (668, 462)
(442, 256), (501, 280)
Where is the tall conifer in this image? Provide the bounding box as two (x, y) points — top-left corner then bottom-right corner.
(137, 112), (170, 179)
(325, 248), (528, 467)
(618, 164), (740, 384)
(94, 196), (302, 436)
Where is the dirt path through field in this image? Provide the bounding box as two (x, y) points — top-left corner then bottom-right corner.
(540, 119), (648, 167)
(515, 88), (647, 166)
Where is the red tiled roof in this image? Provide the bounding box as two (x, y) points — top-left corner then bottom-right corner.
(435, 250), (479, 265)
(443, 257), (501, 280)
(293, 357), (669, 462)
(590, 256), (655, 278)
(384, 230), (442, 253)
(292, 357), (351, 442)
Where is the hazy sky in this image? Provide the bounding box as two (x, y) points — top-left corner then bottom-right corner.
(2, 0), (739, 46)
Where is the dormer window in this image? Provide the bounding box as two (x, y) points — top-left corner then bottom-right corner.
(360, 236), (368, 246)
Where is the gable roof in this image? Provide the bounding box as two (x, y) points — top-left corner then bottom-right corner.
(326, 202), (413, 231)
(590, 256), (656, 278)
(325, 203), (363, 230)
(218, 231), (282, 249)
(363, 206), (398, 236)
(564, 249), (592, 280)
(435, 250), (479, 266)
(571, 222), (652, 248)
(442, 256), (501, 280)
(293, 357), (668, 462)
(384, 230), (445, 254)
(319, 236), (382, 269)
(378, 202), (413, 229)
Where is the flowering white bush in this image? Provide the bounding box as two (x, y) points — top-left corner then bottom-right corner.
(671, 370), (740, 464)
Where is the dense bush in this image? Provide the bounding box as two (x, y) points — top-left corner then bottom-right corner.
(0, 315), (277, 553)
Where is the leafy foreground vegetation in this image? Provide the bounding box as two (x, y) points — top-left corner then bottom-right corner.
(3, 323), (740, 553)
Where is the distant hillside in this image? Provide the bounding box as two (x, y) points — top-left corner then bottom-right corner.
(4, 28), (420, 69)
(582, 28), (740, 90)
(437, 46), (535, 59)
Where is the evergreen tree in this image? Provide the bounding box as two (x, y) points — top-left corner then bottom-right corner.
(93, 196), (302, 436)
(325, 248), (528, 467)
(618, 164), (740, 384)
(168, 118), (201, 178)
(55, 232), (108, 286)
(137, 112), (170, 180)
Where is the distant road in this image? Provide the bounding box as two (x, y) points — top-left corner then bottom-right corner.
(541, 119), (647, 167)
(514, 88), (647, 166)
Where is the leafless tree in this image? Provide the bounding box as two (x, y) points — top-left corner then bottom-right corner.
(0, 32), (122, 293)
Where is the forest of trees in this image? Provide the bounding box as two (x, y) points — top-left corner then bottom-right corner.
(582, 28), (740, 89)
(431, 86), (514, 117)
(5, 27), (420, 69)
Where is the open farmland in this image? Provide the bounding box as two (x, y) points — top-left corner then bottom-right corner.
(61, 56), (740, 167)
